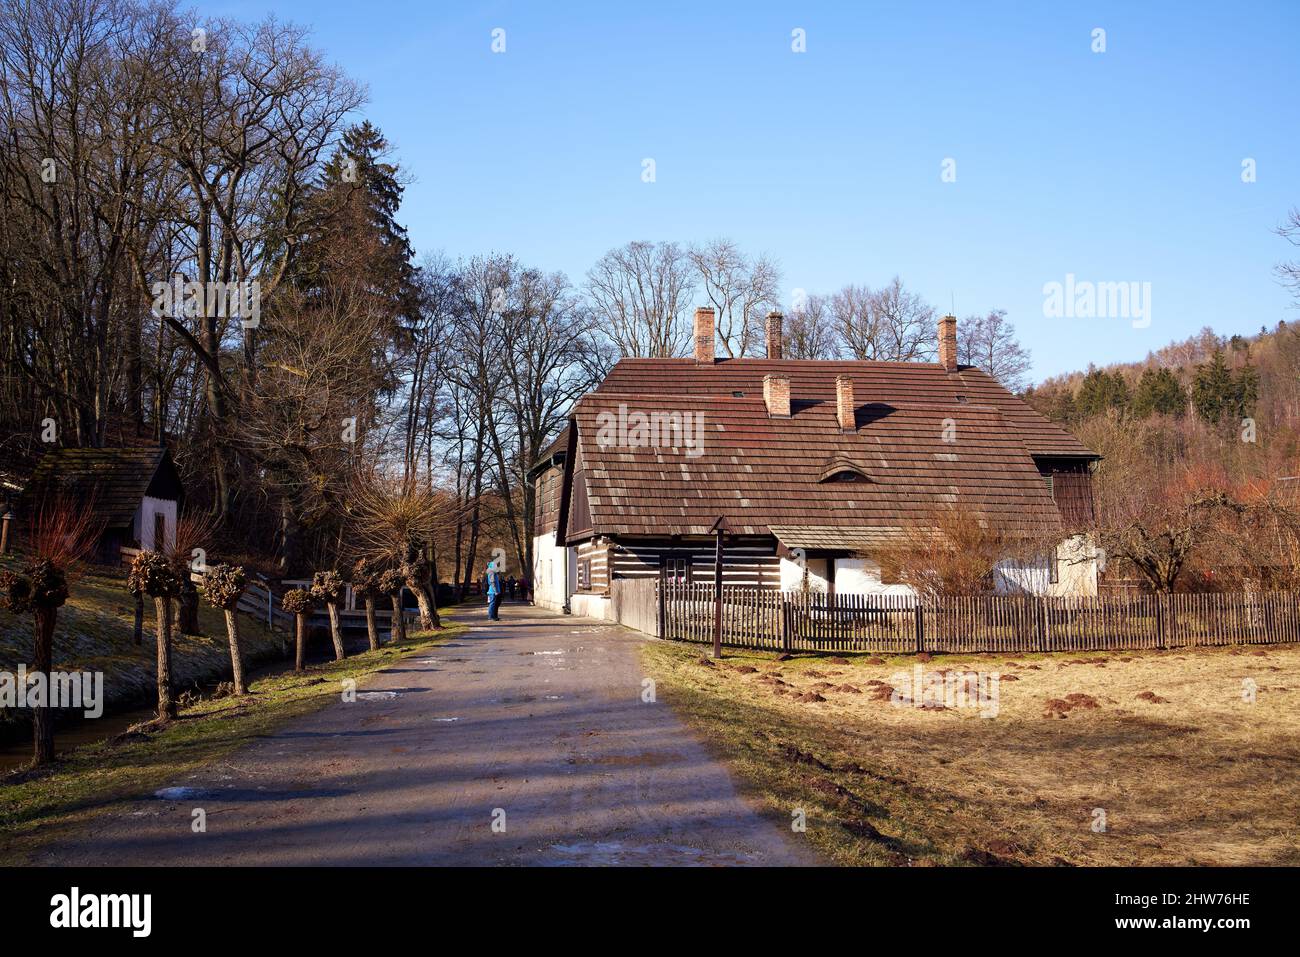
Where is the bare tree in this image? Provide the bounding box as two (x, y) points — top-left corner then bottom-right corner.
(586, 240), (695, 358)
(0, 494), (102, 764)
(958, 309), (1033, 392)
(784, 293), (840, 359)
(128, 551), (182, 721)
(687, 238), (781, 357)
(199, 564), (249, 694)
(280, 587), (314, 672)
(349, 469), (462, 629)
(243, 286), (393, 573)
(878, 503), (1054, 597)
(311, 570), (347, 660)
(833, 278), (937, 361)
(141, 12), (365, 524)
(1277, 207), (1300, 301)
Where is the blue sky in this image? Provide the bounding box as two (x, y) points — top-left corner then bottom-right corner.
(221, 0), (1297, 381)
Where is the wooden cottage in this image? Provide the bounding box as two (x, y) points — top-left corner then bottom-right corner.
(19, 447), (184, 563)
(531, 309), (1100, 618)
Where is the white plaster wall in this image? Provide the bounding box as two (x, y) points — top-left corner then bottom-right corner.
(995, 535), (1099, 597)
(531, 531), (575, 612)
(779, 556), (831, 592)
(134, 496), (177, 551)
(833, 557), (918, 597)
(569, 592), (612, 620)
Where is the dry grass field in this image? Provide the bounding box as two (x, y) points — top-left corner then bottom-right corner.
(641, 639), (1300, 866)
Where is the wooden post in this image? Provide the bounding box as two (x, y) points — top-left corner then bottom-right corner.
(0, 510), (11, 555)
(657, 578), (666, 639)
(1156, 593), (1168, 649)
(1036, 597), (1047, 653)
(711, 517), (726, 659)
(914, 601), (925, 654)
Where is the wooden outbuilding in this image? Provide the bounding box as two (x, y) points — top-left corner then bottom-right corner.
(18, 447), (185, 563)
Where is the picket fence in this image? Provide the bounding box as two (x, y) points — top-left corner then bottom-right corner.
(631, 580), (1300, 654)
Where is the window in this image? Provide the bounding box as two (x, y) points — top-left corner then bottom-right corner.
(661, 556), (691, 584)
(154, 513), (166, 551)
(731, 391), (745, 398)
(577, 559), (591, 590)
(1048, 551), (1059, 584)
(829, 470), (862, 482)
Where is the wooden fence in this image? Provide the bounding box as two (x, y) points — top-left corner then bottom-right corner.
(646, 582), (1300, 653)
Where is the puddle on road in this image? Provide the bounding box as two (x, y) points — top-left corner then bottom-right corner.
(356, 691), (400, 700)
(566, 751), (679, 768)
(154, 787), (212, 801)
(432, 717), (459, 723)
(545, 840), (753, 866)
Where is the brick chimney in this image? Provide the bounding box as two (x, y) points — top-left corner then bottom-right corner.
(765, 311), (783, 360)
(938, 314), (958, 372)
(763, 374), (790, 417)
(836, 375), (855, 431)
(694, 306), (715, 363)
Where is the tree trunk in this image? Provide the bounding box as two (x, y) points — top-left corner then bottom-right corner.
(31, 606), (57, 766)
(176, 579), (200, 635)
(224, 608), (246, 695)
(424, 542), (442, 629)
(278, 500), (303, 575)
(390, 593), (407, 644)
(132, 591), (144, 644)
(154, 597), (176, 721)
(295, 613), (307, 672)
(327, 602), (345, 660)
(364, 597), (379, 651)
(412, 585), (435, 631)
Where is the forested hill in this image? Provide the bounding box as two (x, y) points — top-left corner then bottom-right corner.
(1024, 321), (1297, 441)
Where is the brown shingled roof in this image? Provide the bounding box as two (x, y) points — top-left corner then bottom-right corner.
(594, 357), (1095, 460)
(569, 390), (1064, 540)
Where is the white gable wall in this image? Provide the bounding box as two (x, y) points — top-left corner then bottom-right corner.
(531, 530), (576, 612)
(134, 495), (177, 551)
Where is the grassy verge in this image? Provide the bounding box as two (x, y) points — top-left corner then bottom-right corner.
(0, 617), (464, 865)
(641, 638), (1300, 867)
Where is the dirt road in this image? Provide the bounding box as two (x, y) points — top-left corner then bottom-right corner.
(38, 603), (817, 866)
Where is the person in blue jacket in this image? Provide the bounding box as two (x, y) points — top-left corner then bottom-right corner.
(486, 561), (503, 621)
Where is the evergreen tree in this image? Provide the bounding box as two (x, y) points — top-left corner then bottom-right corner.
(1232, 360), (1260, 421)
(1191, 349), (1235, 424)
(1131, 367), (1186, 418)
(1076, 367), (1129, 418)
(297, 120), (420, 322)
